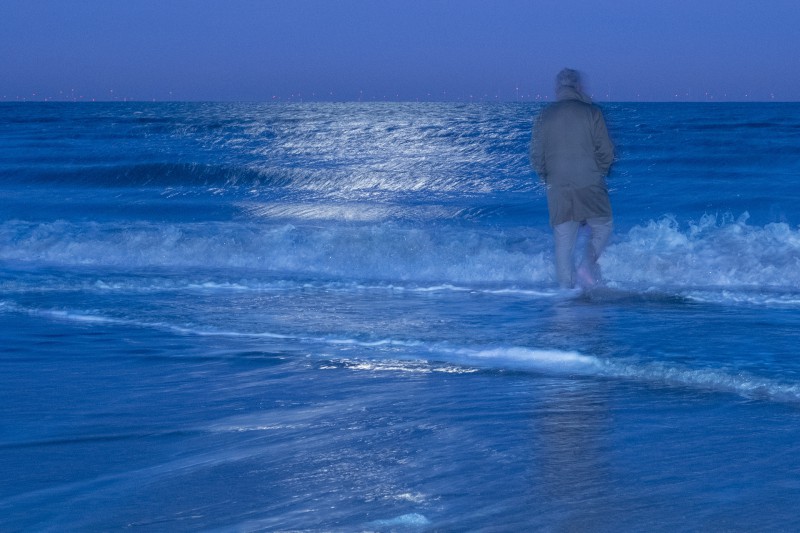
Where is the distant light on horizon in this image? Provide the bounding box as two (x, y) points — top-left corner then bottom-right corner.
(1, 84), (790, 103)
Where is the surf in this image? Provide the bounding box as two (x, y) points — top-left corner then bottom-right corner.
(3, 211), (800, 306)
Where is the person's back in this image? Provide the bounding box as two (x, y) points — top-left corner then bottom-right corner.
(535, 98), (612, 189)
(530, 68), (615, 288)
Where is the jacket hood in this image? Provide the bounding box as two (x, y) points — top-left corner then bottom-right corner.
(555, 68), (592, 103)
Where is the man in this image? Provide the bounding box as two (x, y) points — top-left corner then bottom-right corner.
(530, 68), (615, 289)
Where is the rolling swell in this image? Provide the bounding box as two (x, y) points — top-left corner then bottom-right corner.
(2, 102), (540, 200)
(2, 162), (297, 190)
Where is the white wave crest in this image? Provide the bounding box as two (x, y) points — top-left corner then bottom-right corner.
(604, 213), (800, 289)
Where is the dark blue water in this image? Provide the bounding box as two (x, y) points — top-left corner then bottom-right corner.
(2, 102), (800, 531)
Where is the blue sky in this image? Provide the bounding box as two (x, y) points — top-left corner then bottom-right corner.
(2, 0), (798, 102)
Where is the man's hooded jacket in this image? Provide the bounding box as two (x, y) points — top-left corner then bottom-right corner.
(530, 71), (615, 227)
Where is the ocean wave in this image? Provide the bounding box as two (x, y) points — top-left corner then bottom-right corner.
(602, 212), (800, 289)
(5, 160), (533, 201)
(3, 103), (540, 206)
(320, 345), (800, 405)
(9, 300), (800, 404)
(0, 219), (553, 284)
(3, 213), (800, 297)
(3, 162), (295, 190)
(442, 345), (800, 404)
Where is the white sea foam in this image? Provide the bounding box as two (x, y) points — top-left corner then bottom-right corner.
(3, 213), (800, 305)
(443, 345), (800, 403)
(604, 213), (800, 291)
(325, 359), (478, 374)
(0, 219), (553, 284)
(446, 346), (604, 374)
(370, 513), (431, 528)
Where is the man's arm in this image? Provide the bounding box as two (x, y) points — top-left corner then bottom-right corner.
(593, 109), (615, 175)
(530, 114), (548, 182)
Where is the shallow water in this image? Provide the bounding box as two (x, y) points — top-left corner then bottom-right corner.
(2, 102), (800, 530)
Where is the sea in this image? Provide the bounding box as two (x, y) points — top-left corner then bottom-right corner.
(2, 101), (800, 531)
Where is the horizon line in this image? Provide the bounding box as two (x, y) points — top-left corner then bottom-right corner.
(2, 97), (797, 104)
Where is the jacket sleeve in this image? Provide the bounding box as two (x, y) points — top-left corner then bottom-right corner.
(530, 114), (547, 182)
(592, 109), (615, 175)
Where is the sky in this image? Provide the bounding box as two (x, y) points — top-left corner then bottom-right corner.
(2, 0), (799, 102)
